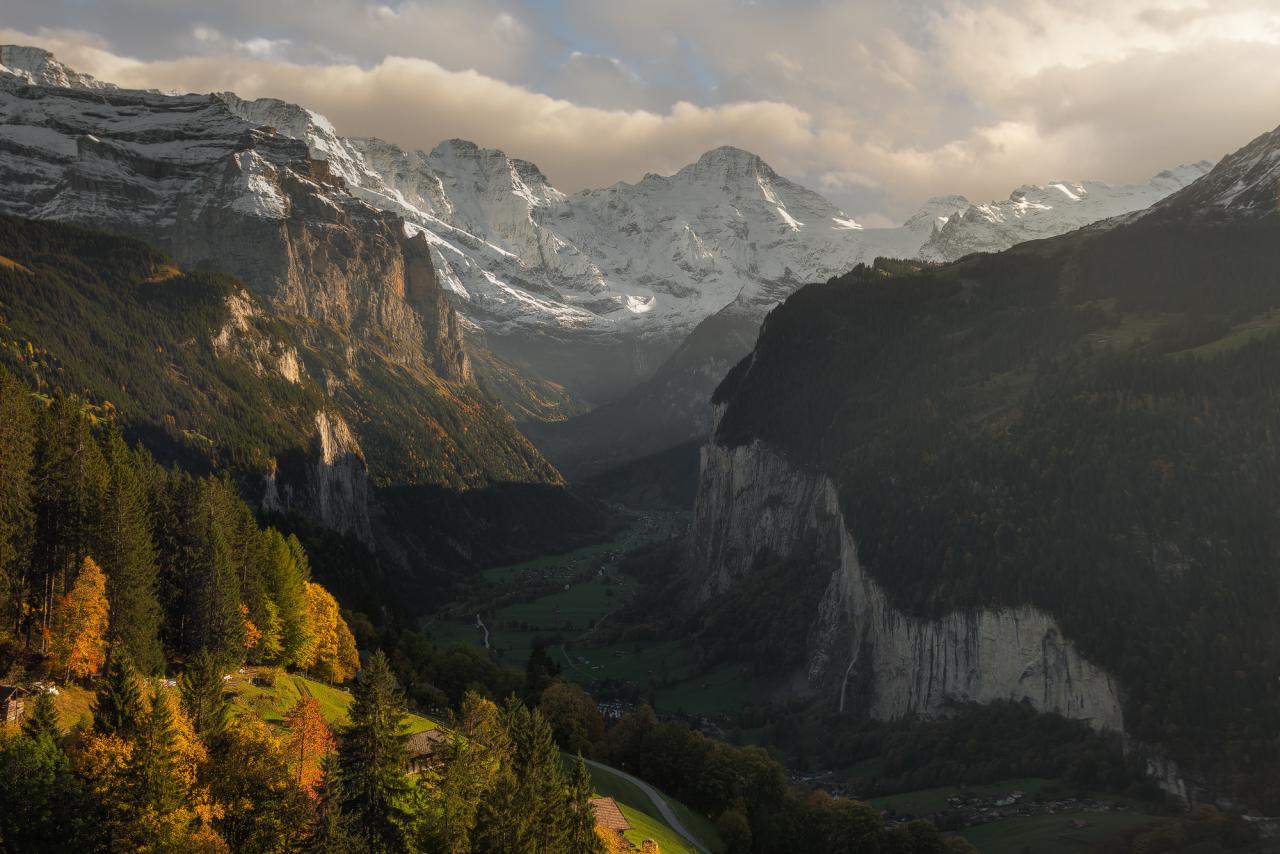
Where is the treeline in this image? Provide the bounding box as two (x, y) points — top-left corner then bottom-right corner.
(0, 366), (357, 680)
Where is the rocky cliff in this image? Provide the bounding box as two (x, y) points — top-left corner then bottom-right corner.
(0, 48), (573, 559)
(687, 405), (1125, 732)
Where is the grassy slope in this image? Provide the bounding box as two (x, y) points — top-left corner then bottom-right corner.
(583, 759), (725, 853)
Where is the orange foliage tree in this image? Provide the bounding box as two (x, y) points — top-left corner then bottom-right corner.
(283, 695), (334, 798)
(45, 556), (110, 682)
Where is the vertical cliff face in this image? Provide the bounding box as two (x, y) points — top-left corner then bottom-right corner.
(686, 406), (1125, 732)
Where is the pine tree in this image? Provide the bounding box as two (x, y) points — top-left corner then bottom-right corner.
(179, 647), (230, 744)
(0, 368), (35, 640)
(22, 690), (61, 742)
(507, 699), (572, 852)
(309, 756), (366, 854)
(337, 651), (409, 853)
(31, 398), (107, 651)
(186, 485), (246, 665)
(95, 432), (163, 673)
(92, 651), (145, 737)
(568, 753), (605, 854)
(44, 555), (110, 682)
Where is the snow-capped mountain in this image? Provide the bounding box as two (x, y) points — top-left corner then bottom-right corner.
(918, 164), (1213, 260)
(0, 45), (1214, 409)
(0, 44), (116, 90)
(212, 90), (1211, 401)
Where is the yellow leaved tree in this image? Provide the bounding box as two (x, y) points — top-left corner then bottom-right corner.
(300, 582), (360, 683)
(45, 556), (110, 682)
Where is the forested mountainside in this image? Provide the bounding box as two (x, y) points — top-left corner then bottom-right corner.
(0, 215), (604, 603)
(691, 125), (1280, 811)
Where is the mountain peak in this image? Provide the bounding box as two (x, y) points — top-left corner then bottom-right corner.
(0, 44), (115, 91)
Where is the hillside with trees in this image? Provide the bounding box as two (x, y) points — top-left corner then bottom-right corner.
(708, 195), (1280, 809)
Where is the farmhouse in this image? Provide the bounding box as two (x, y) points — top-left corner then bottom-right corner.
(0, 685), (28, 724)
(404, 728), (450, 774)
(590, 796), (631, 842)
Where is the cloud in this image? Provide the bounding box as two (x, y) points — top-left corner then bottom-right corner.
(4, 0), (1280, 223)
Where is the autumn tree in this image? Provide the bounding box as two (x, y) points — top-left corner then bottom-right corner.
(302, 582), (359, 683)
(284, 694), (335, 798)
(122, 690), (222, 851)
(44, 555), (109, 682)
(209, 713), (312, 853)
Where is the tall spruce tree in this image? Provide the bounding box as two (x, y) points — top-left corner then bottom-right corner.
(503, 696), (572, 853)
(179, 647), (230, 744)
(567, 754), (605, 854)
(95, 432), (163, 673)
(186, 483), (245, 664)
(0, 369), (35, 640)
(22, 690), (60, 742)
(92, 652), (145, 737)
(31, 398), (106, 651)
(337, 651), (408, 853)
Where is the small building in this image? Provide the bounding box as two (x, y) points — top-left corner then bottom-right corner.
(404, 728), (451, 775)
(591, 796), (632, 843)
(0, 685), (28, 725)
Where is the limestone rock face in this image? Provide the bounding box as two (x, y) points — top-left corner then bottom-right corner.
(686, 405), (1125, 732)
(262, 411), (373, 545)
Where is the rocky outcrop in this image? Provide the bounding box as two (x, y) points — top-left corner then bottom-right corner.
(686, 405), (1125, 732)
(263, 411), (373, 545)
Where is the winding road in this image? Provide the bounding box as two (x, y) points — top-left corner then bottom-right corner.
(584, 758), (711, 854)
(474, 614), (490, 649)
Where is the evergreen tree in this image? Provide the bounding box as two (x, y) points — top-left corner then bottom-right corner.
(504, 696), (571, 852)
(309, 756), (367, 854)
(0, 369), (35, 640)
(524, 642), (560, 699)
(186, 485), (245, 664)
(337, 651), (409, 853)
(0, 729), (94, 852)
(179, 647), (230, 744)
(31, 398), (106, 651)
(568, 754), (605, 854)
(22, 690), (60, 742)
(94, 432), (163, 673)
(92, 651), (145, 737)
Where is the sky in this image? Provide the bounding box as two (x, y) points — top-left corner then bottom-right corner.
(4, 0), (1280, 224)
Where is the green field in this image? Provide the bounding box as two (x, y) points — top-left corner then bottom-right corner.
(225, 668), (436, 734)
(871, 779), (1053, 816)
(960, 811), (1162, 854)
(428, 509), (778, 715)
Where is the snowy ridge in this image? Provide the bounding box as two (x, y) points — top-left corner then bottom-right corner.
(0, 45), (1217, 399)
(0, 45), (116, 91)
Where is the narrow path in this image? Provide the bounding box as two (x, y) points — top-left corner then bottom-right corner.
(584, 758), (710, 854)
(475, 614), (490, 649)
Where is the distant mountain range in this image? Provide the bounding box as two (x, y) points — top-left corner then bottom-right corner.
(0, 44), (1217, 480)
